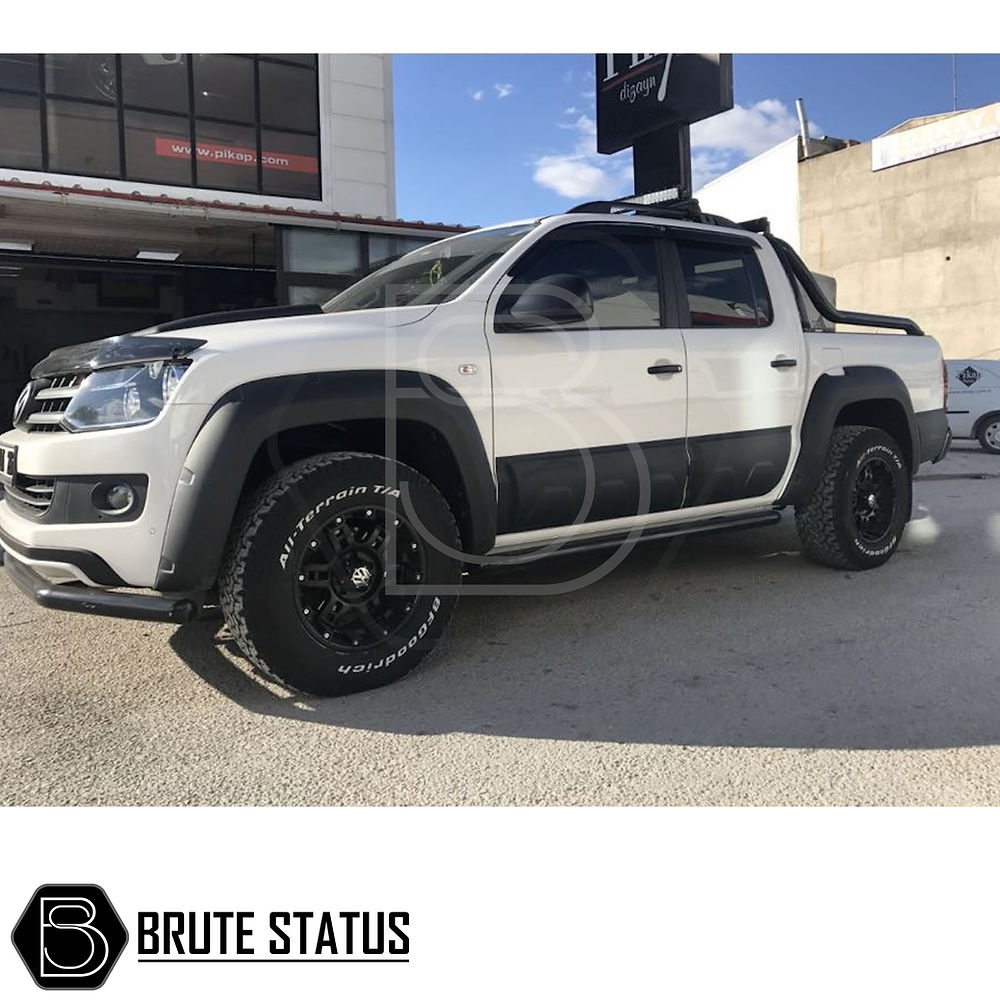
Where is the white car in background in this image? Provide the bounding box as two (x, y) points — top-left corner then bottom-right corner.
(946, 360), (1000, 453)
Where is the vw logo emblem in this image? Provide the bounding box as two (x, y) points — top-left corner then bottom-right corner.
(351, 565), (373, 590)
(12, 383), (30, 426)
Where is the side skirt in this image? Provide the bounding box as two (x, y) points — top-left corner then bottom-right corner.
(483, 509), (782, 566)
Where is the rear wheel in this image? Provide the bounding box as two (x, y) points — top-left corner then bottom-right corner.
(795, 425), (911, 570)
(977, 414), (1000, 454)
(219, 452), (461, 695)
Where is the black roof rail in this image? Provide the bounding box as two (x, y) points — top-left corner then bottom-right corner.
(565, 196), (769, 236)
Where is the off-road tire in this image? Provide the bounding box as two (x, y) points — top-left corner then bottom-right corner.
(219, 452), (461, 696)
(976, 413), (1000, 454)
(794, 425), (911, 570)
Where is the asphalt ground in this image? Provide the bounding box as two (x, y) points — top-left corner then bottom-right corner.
(2, 440), (999, 806)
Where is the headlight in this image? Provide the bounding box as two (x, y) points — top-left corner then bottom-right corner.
(62, 361), (189, 431)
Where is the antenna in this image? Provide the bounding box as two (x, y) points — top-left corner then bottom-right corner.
(952, 54), (959, 111)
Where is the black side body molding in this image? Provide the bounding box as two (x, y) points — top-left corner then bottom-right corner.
(156, 370), (497, 592)
(778, 366), (920, 507)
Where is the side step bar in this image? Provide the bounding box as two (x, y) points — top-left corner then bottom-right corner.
(5, 555), (199, 624)
(483, 510), (783, 566)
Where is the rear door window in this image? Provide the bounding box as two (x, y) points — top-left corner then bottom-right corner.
(675, 241), (772, 328)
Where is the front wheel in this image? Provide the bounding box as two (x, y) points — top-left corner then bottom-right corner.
(977, 414), (1000, 454)
(795, 425), (911, 570)
(219, 452), (462, 696)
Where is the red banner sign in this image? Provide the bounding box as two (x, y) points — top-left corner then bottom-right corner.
(154, 137), (318, 174)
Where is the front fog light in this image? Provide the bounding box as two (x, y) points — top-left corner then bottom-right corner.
(92, 482), (136, 516)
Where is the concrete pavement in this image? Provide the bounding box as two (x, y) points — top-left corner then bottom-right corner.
(1, 441), (999, 806)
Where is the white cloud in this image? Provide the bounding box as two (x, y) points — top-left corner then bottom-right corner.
(532, 97), (818, 202)
(691, 99), (821, 186)
(532, 112), (630, 201)
(468, 89), (484, 102)
(494, 82), (515, 99)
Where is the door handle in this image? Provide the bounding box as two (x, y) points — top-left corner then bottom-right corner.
(771, 356), (798, 369)
(648, 363), (683, 375)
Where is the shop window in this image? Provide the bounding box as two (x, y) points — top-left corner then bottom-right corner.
(676, 242), (773, 328)
(287, 284), (343, 306)
(369, 234), (435, 269)
(0, 54), (40, 93)
(260, 54), (316, 67)
(284, 229), (362, 276)
(0, 93), (43, 169)
(193, 119), (258, 192)
(46, 99), (120, 178)
(193, 54), (254, 123)
(121, 54), (189, 114)
(260, 130), (319, 199)
(259, 61), (317, 133)
(124, 110), (193, 186)
(44, 54), (117, 102)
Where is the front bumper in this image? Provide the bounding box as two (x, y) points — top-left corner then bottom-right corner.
(4, 550), (199, 624)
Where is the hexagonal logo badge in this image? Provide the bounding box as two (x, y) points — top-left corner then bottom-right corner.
(11, 884), (128, 990)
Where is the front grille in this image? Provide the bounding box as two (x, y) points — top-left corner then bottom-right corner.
(4, 473), (56, 515)
(18, 373), (86, 432)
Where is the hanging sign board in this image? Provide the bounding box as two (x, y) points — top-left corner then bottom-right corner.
(596, 53), (733, 155)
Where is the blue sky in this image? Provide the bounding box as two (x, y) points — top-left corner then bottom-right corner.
(393, 54), (1000, 226)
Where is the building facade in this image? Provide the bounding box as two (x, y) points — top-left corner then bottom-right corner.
(0, 53), (466, 423)
(697, 102), (1000, 360)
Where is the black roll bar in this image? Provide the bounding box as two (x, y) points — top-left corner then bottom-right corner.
(768, 235), (925, 337)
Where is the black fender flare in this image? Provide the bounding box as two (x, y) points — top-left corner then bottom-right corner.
(778, 365), (920, 507)
(155, 370), (497, 592)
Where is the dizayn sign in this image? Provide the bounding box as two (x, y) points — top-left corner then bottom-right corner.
(596, 53), (733, 155)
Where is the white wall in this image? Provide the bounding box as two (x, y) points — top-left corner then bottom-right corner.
(694, 136), (801, 249)
(322, 54), (395, 218)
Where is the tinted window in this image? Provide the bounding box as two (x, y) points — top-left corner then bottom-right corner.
(121, 54), (189, 113)
(284, 229), (362, 276)
(193, 119), (258, 191)
(46, 99), (120, 177)
(44, 54), (117, 102)
(0, 93), (43, 169)
(260, 61), (317, 131)
(369, 234), (435, 268)
(260, 129), (320, 198)
(508, 228), (661, 329)
(124, 110), (193, 185)
(0, 53), (39, 92)
(676, 242), (772, 328)
(193, 54), (254, 122)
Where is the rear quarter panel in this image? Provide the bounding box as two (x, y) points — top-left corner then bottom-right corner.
(806, 330), (945, 414)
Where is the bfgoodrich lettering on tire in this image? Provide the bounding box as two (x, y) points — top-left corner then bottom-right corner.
(219, 452), (461, 695)
(794, 425), (911, 571)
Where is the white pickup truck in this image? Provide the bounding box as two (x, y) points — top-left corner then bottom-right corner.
(0, 198), (951, 695)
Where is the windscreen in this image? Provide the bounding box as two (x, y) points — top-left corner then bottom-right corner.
(323, 223), (537, 313)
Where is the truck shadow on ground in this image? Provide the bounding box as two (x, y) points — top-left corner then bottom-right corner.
(169, 510), (1000, 751)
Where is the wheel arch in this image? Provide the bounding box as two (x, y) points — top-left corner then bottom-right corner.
(973, 409), (1000, 439)
(155, 370), (497, 592)
(779, 366), (920, 506)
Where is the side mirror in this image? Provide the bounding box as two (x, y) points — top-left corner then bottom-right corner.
(499, 273), (594, 330)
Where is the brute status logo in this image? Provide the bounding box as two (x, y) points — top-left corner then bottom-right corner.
(11, 885), (128, 990)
